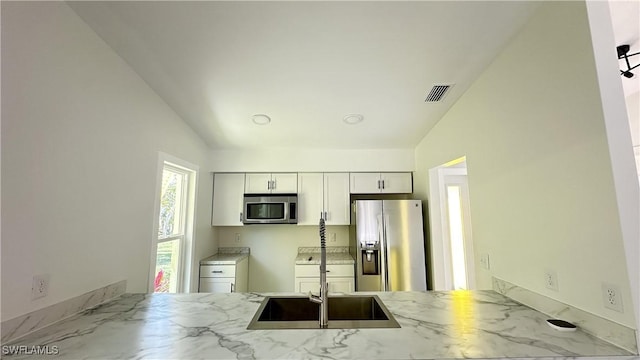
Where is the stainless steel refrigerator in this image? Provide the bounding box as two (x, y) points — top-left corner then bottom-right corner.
(351, 199), (427, 291)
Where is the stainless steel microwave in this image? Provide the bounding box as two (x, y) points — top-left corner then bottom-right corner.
(242, 194), (298, 224)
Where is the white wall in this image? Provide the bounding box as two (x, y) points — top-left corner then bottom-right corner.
(1, 2), (216, 320)
(217, 226), (349, 292)
(625, 92), (640, 177)
(210, 148), (414, 172)
(414, 1), (637, 328)
(586, 0), (640, 342)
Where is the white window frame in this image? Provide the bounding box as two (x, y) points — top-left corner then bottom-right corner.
(149, 152), (198, 293)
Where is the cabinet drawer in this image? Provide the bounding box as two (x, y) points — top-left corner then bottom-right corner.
(200, 265), (236, 278)
(295, 264), (354, 277)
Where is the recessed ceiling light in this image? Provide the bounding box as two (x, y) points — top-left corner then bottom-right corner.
(251, 114), (271, 125)
(343, 114), (364, 125)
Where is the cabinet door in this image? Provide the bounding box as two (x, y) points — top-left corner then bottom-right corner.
(328, 277), (355, 293)
(295, 277), (354, 293)
(381, 173), (413, 194)
(234, 257), (249, 292)
(296, 278), (321, 293)
(297, 173), (324, 226)
(199, 278), (235, 293)
(271, 173), (298, 193)
(323, 173), (350, 225)
(212, 173), (245, 226)
(350, 173), (382, 194)
(244, 173), (272, 194)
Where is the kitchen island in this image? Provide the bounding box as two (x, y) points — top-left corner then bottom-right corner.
(2, 291), (637, 360)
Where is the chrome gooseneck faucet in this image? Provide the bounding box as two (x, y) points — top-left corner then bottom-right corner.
(308, 215), (328, 328)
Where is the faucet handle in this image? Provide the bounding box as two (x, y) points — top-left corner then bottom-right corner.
(308, 291), (322, 304)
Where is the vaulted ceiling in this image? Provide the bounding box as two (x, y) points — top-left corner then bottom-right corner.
(70, 2), (543, 149)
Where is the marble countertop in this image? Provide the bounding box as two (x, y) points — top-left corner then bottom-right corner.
(3, 291), (636, 360)
(295, 246), (355, 265)
(200, 247), (249, 265)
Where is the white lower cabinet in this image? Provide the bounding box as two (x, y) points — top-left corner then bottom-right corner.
(297, 278), (322, 293)
(199, 278), (236, 293)
(294, 264), (355, 293)
(199, 257), (248, 293)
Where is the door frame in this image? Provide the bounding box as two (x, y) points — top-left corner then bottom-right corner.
(428, 157), (474, 290)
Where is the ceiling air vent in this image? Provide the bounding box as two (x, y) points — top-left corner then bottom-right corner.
(424, 84), (453, 102)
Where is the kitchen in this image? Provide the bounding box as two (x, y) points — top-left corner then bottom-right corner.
(2, 1), (639, 359)
(210, 172), (420, 294)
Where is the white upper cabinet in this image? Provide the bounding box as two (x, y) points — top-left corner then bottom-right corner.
(297, 173), (350, 226)
(349, 173), (382, 194)
(244, 173), (271, 193)
(297, 173), (324, 225)
(245, 173), (298, 194)
(272, 173), (298, 193)
(323, 173), (350, 225)
(350, 172), (412, 194)
(380, 172), (413, 193)
(212, 173), (245, 226)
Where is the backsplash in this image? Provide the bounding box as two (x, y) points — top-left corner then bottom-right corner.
(1, 280), (126, 344)
(493, 277), (638, 354)
(217, 225), (350, 292)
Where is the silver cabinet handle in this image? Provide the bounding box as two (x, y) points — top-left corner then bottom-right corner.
(324, 211), (328, 221)
(381, 180), (385, 190)
(271, 180), (276, 190)
(240, 212), (243, 222)
(231, 283), (235, 293)
(377, 180), (381, 189)
(212, 270), (223, 273)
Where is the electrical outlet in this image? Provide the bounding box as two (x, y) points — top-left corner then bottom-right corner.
(544, 269), (559, 291)
(602, 282), (623, 312)
(31, 274), (50, 300)
(330, 233), (337, 242)
(480, 253), (490, 270)
(235, 233), (241, 243)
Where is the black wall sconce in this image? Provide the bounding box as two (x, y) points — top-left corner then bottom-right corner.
(617, 45), (639, 78)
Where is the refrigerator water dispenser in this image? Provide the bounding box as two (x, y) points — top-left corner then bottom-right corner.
(361, 248), (379, 275)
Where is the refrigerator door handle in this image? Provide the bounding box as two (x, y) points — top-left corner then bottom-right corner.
(378, 214), (389, 292)
(383, 214), (392, 291)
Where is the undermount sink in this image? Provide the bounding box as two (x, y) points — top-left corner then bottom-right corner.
(247, 295), (401, 329)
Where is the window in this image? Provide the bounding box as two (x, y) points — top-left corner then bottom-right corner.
(152, 159), (197, 293)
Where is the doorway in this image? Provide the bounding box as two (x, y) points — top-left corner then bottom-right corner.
(428, 157), (475, 290)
